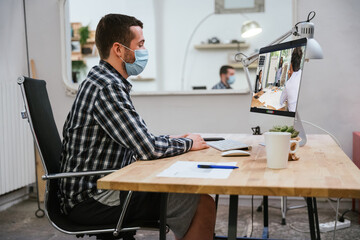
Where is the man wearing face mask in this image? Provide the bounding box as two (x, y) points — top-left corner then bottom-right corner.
(212, 65), (236, 89)
(59, 14), (215, 240)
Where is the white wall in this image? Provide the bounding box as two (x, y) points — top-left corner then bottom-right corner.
(295, 0), (360, 158)
(16, 0), (360, 159)
(0, 0), (35, 195)
(131, 92), (253, 135)
(25, 0), (75, 134)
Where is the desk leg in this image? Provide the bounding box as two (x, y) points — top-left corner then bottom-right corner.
(228, 195), (238, 240)
(313, 198), (321, 240)
(306, 197), (321, 240)
(160, 193), (168, 240)
(262, 196), (269, 239)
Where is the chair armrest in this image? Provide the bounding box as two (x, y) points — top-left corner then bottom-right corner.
(42, 169), (116, 180)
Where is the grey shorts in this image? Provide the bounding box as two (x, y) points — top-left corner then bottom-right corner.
(166, 193), (200, 238)
(69, 190), (200, 239)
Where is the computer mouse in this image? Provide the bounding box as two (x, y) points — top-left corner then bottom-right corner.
(221, 150), (250, 157)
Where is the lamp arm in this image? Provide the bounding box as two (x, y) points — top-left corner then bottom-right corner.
(267, 27), (298, 47)
(239, 27), (298, 93)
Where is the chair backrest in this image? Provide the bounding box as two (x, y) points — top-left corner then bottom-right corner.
(17, 76), (121, 234)
(18, 76), (65, 227)
(17, 76), (62, 175)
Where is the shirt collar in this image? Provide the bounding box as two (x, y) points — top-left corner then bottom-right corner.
(220, 81), (231, 89)
(99, 60), (133, 91)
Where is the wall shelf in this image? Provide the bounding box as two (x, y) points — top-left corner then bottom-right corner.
(194, 43), (249, 50)
(129, 76), (155, 82)
(231, 62), (258, 69)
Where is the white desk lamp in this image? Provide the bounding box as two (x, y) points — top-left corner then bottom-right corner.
(241, 20), (262, 38)
(237, 11), (323, 146)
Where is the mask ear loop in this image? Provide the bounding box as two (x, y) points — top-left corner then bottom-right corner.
(117, 43), (131, 64)
(119, 55), (127, 64)
(118, 42), (134, 52)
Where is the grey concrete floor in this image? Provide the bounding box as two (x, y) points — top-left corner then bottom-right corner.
(0, 197), (360, 240)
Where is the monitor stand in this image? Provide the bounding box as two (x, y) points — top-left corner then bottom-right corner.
(294, 112), (307, 147)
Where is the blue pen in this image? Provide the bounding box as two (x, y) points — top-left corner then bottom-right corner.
(197, 164), (238, 169)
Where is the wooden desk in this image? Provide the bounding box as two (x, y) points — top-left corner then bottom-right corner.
(98, 134), (360, 239)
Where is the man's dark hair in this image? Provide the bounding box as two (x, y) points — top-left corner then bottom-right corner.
(291, 47), (303, 72)
(278, 57), (283, 68)
(95, 14), (143, 59)
(219, 65), (234, 76)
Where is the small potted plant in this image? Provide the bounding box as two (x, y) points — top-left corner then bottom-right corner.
(79, 25), (92, 54)
(269, 125), (300, 161)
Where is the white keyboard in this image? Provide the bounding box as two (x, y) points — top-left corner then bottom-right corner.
(206, 139), (250, 152)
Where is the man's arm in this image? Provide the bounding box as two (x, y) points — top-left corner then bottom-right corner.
(280, 87), (287, 105)
(93, 84), (197, 160)
(170, 134), (209, 151)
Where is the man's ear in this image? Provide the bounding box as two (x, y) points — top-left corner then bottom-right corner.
(220, 73), (226, 80)
(112, 42), (123, 57)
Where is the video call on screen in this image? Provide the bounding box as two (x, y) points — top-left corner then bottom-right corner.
(250, 39), (307, 118)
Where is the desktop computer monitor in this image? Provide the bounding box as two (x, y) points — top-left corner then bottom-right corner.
(249, 38), (307, 133)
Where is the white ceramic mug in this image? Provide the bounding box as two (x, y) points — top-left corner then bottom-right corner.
(264, 132), (299, 169)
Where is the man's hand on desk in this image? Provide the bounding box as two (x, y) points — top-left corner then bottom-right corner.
(169, 133), (209, 151)
(186, 134), (209, 151)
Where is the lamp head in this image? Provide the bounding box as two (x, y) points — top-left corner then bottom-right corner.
(241, 20), (262, 38)
(296, 12), (323, 59)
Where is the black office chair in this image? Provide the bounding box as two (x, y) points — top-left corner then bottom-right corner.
(17, 76), (165, 240)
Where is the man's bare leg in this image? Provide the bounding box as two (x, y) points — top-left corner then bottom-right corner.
(177, 194), (216, 240)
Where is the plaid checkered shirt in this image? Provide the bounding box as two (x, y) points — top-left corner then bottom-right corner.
(59, 60), (193, 210)
(212, 81), (231, 89)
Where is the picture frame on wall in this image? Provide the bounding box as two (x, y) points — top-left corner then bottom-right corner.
(71, 41), (81, 53)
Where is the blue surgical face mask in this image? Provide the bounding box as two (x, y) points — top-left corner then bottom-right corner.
(119, 44), (148, 76)
(227, 75), (236, 85)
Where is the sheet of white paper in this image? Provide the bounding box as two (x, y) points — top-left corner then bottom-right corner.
(258, 89), (286, 110)
(156, 161), (237, 179)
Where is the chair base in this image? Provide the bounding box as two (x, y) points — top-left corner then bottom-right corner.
(76, 230), (137, 240)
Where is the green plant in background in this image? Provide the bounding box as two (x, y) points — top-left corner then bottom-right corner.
(72, 60), (87, 74)
(269, 125), (299, 138)
(71, 60), (87, 83)
(79, 25), (90, 46)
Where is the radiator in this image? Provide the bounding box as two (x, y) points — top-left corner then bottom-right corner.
(0, 81), (35, 195)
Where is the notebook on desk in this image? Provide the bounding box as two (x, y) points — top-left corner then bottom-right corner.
(206, 139), (251, 152)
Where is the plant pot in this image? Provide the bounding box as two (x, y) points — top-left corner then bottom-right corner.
(81, 47), (92, 54)
(72, 71), (79, 83)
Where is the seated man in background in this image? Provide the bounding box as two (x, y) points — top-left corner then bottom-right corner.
(59, 13), (215, 240)
(212, 65), (236, 89)
(280, 47), (303, 112)
(254, 69), (263, 93)
(274, 57), (283, 87)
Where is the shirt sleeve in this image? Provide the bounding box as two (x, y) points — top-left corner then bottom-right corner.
(280, 88), (287, 105)
(93, 83), (193, 160)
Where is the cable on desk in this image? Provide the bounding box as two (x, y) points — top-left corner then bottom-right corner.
(300, 120), (342, 148)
